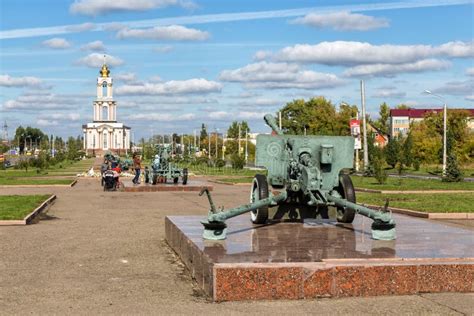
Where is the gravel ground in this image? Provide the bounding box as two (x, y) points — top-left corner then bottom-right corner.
(0, 171), (473, 315)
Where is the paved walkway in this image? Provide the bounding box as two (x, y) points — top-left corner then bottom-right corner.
(0, 165), (473, 314)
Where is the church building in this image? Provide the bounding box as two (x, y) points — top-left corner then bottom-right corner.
(82, 62), (131, 156)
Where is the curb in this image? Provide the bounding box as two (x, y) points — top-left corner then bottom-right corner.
(208, 179), (251, 186)
(356, 188), (474, 194)
(0, 179), (76, 188)
(0, 194), (57, 226)
(364, 203), (473, 220)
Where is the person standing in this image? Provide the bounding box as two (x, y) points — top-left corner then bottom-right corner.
(132, 153), (142, 184)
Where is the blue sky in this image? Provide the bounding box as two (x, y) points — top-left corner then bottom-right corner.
(1, 0), (473, 140)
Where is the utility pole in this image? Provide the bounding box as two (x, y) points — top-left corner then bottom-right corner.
(360, 80), (369, 171)
(245, 131), (248, 164)
(222, 133), (225, 160)
(215, 130), (218, 158)
(208, 125), (211, 159)
(238, 123), (241, 155)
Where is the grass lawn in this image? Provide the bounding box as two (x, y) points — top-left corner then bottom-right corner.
(0, 178), (74, 185)
(0, 195), (51, 220)
(350, 175), (474, 191)
(0, 158), (93, 185)
(215, 176), (254, 184)
(356, 192), (474, 213)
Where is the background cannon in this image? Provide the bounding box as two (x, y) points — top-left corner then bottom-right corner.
(200, 114), (396, 241)
(145, 145), (188, 185)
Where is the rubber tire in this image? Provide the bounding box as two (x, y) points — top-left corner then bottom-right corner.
(336, 174), (356, 223)
(152, 175), (158, 185)
(250, 174), (269, 224)
(182, 168), (188, 185)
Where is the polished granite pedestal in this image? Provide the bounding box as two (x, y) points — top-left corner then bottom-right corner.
(123, 179), (212, 192)
(165, 214), (474, 301)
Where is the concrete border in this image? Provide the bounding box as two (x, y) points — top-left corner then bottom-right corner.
(0, 194), (57, 226)
(356, 188), (473, 194)
(0, 179), (77, 188)
(364, 203), (473, 219)
(208, 179), (250, 186)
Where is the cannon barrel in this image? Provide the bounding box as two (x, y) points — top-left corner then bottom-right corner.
(264, 114), (284, 136)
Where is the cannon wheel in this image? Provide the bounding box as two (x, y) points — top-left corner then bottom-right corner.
(152, 174), (158, 185)
(336, 174), (356, 223)
(182, 168), (188, 185)
(250, 174), (269, 224)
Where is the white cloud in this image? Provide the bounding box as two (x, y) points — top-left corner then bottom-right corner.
(207, 111), (267, 121)
(291, 11), (389, 31)
(238, 97), (281, 107)
(466, 67), (474, 76)
(38, 113), (81, 121)
(0, 74), (43, 87)
(116, 78), (222, 95)
(149, 75), (163, 82)
(117, 25), (209, 41)
(153, 45), (174, 53)
(432, 80), (474, 96)
(129, 113), (196, 121)
(81, 40), (106, 51)
(465, 95), (474, 101)
(70, 0), (192, 16)
(372, 87), (406, 98)
(219, 62), (344, 90)
(37, 119), (59, 126)
(75, 53), (124, 68)
(41, 38), (72, 49)
(4, 1), (468, 39)
(115, 72), (137, 82)
(3, 92), (80, 110)
(254, 50), (272, 61)
(65, 22), (96, 32)
(344, 59), (450, 77)
(275, 40), (474, 65)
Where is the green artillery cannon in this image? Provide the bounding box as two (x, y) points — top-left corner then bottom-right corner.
(103, 152), (132, 170)
(144, 145), (188, 185)
(200, 114), (396, 241)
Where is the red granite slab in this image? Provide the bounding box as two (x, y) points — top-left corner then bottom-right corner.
(165, 214), (474, 301)
(124, 180), (212, 192)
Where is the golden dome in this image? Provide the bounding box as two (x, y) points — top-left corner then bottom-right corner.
(100, 63), (110, 78)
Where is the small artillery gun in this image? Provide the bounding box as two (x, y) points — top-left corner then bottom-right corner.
(200, 114), (396, 241)
(103, 152), (132, 170)
(145, 145), (188, 185)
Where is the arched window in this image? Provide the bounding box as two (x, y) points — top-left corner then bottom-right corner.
(102, 106), (108, 121)
(102, 81), (107, 98)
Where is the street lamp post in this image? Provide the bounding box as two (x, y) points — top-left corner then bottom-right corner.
(424, 90), (447, 176)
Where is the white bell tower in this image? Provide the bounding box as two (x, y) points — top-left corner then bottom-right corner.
(93, 57), (117, 122)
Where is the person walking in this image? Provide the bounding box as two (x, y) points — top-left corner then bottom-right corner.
(132, 153), (142, 184)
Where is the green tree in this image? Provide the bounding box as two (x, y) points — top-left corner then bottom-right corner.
(199, 123), (208, 145)
(400, 132), (414, 167)
(280, 97), (339, 135)
(227, 121), (250, 139)
(384, 137), (400, 168)
(443, 153), (463, 182)
(396, 104), (410, 110)
(373, 102), (390, 135)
